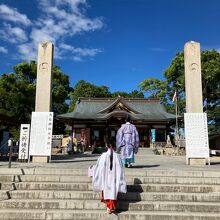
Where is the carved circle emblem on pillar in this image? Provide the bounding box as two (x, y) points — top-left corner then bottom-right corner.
(189, 63), (199, 72)
(39, 62), (49, 72)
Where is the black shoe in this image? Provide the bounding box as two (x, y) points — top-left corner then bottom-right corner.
(125, 164), (128, 168)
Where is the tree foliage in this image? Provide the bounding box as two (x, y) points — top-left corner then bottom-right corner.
(0, 65), (36, 122)
(0, 61), (71, 136)
(111, 90), (144, 98)
(69, 80), (112, 111)
(52, 66), (72, 115)
(139, 78), (168, 101)
(140, 49), (220, 134)
(129, 90), (144, 98)
(69, 80), (144, 111)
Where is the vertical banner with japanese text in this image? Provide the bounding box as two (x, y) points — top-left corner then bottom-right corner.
(18, 124), (30, 160)
(29, 112), (53, 156)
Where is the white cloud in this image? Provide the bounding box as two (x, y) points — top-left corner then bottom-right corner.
(0, 46), (8, 54)
(17, 43), (36, 60)
(32, 0), (103, 44)
(73, 56), (83, 61)
(0, 4), (32, 26)
(59, 43), (73, 51)
(73, 47), (102, 57)
(0, 0), (104, 61)
(30, 27), (56, 45)
(59, 43), (102, 61)
(0, 23), (28, 43)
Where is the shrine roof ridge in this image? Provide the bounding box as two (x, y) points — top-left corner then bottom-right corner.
(77, 97), (161, 102)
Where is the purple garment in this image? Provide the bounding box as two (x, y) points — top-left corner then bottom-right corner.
(116, 122), (139, 160)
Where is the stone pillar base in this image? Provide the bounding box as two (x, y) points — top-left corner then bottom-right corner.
(187, 158), (207, 166)
(32, 156), (49, 163)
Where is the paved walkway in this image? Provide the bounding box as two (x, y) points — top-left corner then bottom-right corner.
(0, 148), (220, 171)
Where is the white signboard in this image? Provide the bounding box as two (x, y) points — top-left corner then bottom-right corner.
(29, 112), (53, 156)
(18, 124), (30, 160)
(184, 113), (209, 158)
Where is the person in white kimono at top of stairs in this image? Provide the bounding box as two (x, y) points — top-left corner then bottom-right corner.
(91, 138), (127, 214)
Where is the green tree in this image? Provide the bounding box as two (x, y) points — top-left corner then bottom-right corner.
(69, 80), (111, 111)
(0, 71), (35, 122)
(13, 60), (37, 84)
(51, 66), (72, 134)
(0, 63), (36, 140)
(140, 49), (220, 134)
(139, 78), (168, 101)
(111, 91), (131, 98)
(111, 90), (144, 98)
(129, 90), (144, 98)
(0, 61), (71, 136)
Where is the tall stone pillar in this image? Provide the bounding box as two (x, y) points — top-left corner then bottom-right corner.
(184, 41), (205, 165)
(35, 42), (54, 112)
(184, 41), (203, 113)
(32, 42), (54, 163)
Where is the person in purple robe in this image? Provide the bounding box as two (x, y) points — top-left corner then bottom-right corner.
(116, 115), (139, 168)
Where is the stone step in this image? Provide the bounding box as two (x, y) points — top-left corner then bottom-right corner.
(127, 184), (220, 193)
(2, 174), (220, 185)
(0, 190), (9, 200)
(130, 176), (220, 185)
(1, 168), (220, 177)
(0, 175), (15, 182)
(0, 209), (220, 220)
(6, 190), (220, 202)
(0, 199), (105, 210)
(6, 182), (220, 193)
(0, 182), (16, 190)
(120, 200), (220, 212)
(0, 174), (91, 183)
(0, 209), (46, 220)
(23, 175), (90, 183)
(152, 176), (220, 185)
(144, 170), (220, 178)
(0, 168), (88, 176)
(0, 168), (34, 175)
(0, 199), (220, 212)
(14, 182), (92, 191)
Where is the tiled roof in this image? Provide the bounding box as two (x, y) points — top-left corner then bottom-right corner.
(58, 97), (177, 121)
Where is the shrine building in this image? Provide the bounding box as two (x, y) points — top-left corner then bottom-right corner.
(58, 97), (177, 149)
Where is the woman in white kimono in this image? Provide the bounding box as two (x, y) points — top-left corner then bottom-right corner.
(92, 139), (127, 213)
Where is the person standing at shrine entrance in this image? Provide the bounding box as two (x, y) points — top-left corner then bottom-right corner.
(116, 115), (139, 168)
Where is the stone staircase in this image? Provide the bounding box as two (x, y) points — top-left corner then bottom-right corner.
(0, 167), (220, 219)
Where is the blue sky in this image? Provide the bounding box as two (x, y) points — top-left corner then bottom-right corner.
(0, 0), (219, 93)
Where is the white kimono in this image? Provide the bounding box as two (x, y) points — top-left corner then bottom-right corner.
(92, 149), (127, 200)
